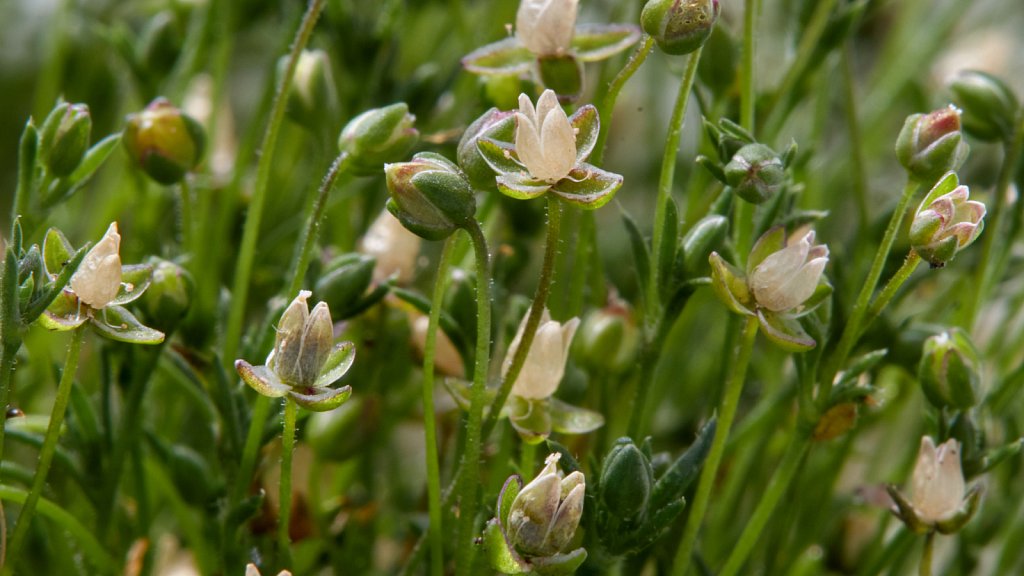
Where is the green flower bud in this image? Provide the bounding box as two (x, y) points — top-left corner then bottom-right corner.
(724, 143), (785, 204)
(138, 257), (193, 334)
(599, 438), (654, 520)
(537, 54), (583, 102)
(918, 329), (980, 410)
(123, 98), (206, 185)
(457, 107), (515, 189)
(314, 253), (375, 319)
(895, 106), (969, 182)
(508, 453), (585, 557)
(338, 103), (418, 176)
(279, 49), (337, 131)
(384, 152), (476, 240)
(642, 0), (720, 56)
(948, 70), (1019, 142)
(909, 178), (985, 268)
(39, 102), (92, 177)
(576, 304), (639, 375)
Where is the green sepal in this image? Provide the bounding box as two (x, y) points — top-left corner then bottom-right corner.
(409, 168), (477, 225)
(484, 518), (529, 575)
(289, 384), (353, 412)
(757, 309), (815, 352)
(478, 137), (526, 176)
(109, 263), (153, 306)
(746, 226), (786, 277)
(570, 105), (599, 164)
(386, 198), (454, 241)
(313, 341), (356, 389)
(509, 395), (553, 445)
(90, 305), (165, 344)
(530, 548), (588, 575)
(886, 484), (929, 534)
(462, 38), (534, 75)
(571, 23), (641, 61)
(935, 484), (983, 535)
(537, 55), (583, 102)
(37, 289), (88, 331)
(708, 252), (753, 316)
(43, 228), (76, 277)
(235, 360), (290, 398)
(919, 171), (961, 206)
(23, 244), (87, 326)
(497, 172), (552, 201)
(550, 398), (604, 435)
(549, 164), (623, 209)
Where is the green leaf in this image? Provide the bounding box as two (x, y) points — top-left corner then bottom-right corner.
(571, 23), (642, 62)
(90, 305), (164, 344)
(757, 309), (815, 352)
(462, 38), (534, 75)
(42, 133), (121, 208)
(833, 349), (888, 390)
(651, 417), (716, 509)
(622, 210), (651, 308)
(314, 341), (356, 389)
(289, 385), (353, 412)
(497, 172), (552, 200)
(658, 197), (680, 301)
(16, 120), (38, 217)
(550, 398), (605, 435)
(109, 263), (153, 306)
(570, 105), (599, 164)
(549, 164), (623, 209)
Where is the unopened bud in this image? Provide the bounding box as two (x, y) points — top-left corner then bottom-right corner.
(508, 453), (585, 557)
(576, 305), (639, 375)
(948, 70), (1019, 142)
(919, 329), (980, 410)
(280, 49), (336, 130)
(123, 97), (206, 184)
(724, 143), (784, 204)
(895, 106), (968, 182)
(40, 102), (92, 177)
(642, 0), (720, 56)
(909, 176), (985, 267)
(139, 258), (193, 333)
(314, 253), (375, 318)
(457, 107), (516, 189)
(339, 103), (418, 176)
(271, 291), (334, 388)
(599, 438), (653, 520)
(384, 152), (476, 240)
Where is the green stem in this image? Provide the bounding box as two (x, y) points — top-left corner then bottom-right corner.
(919, 532), (934, 576)
(592, 36), (655, 166)
(278, 398), (297, 566)
(481, 198), (561, 441)
(233, 394), (271, 506)
(864, 252), (921, 330)
(0, 485), (116, 573)
(4, 327), (85, 574)
(179, 178), (194, 252)
(519, 442), (537, 476)
(421, 237), (456, 576)
(627, 312), (675, 438)
(670, 316), (758, 576)
(455, 220), (492, 576)
(650, 48), (703, 324)
(734, 0), (760, 260)
(718, 433), (811, 576)
(285, 152), (352, 298)
(840, 43), (870, 230)
(822, 178), (921, 405)
(223, 0), (326, 368)
(962, 113), (1024, 329)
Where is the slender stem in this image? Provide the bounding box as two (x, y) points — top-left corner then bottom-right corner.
(670, 316), (759, 576)
(285, 152), (352, 298)
(734, 0), (760, 260)
(627, 311), (675, 438)
(233, 394), (271, 506)
(0, 346), (17, 465)
(4, 327), (85, 574)
(481, 198), (561, 441)
(864, 252), (922, 330)
(840, 43), (870, 230)
(519, 442), (537, 476)
(718, 433), (811, 576)
(278, 398), (297, 566)
(963, 113), (1024, 329)
(650, 48), (703, 324)
(455, 220), (492, 576)
(179, 178), (194, 252)
(919, 532), (935, 576)
(592, 36), (655, 166)
(223, 0), (326, 368)
(421, 237), (456, 576)
(822, 178), (921, 405)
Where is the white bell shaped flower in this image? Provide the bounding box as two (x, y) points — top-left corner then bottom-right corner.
(911, 437), (966, 524)
(69, 222), (122, 309)
(504, 307), (579, 400)
(749, 230), (829, 312)
(516, 0), (579, 57)
(515, 90), (577, 184)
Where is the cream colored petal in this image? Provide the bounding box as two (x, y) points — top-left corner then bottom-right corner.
(538, 104), (577, 181)
(535, 89), (561, 123)
(516, 112), (547, 180)
(70, 222), (123, 309)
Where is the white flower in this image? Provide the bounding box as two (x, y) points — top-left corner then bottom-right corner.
(749, 230), (828, 312)
(515, 90), (577, 183)
(516, 0), (579, 56)
(360, 210), (422, 284)
(911, 437), (965, 524)
(69, 222), (122, 309)
(411, 314), (465, 378)
(503, 307), (579, 400)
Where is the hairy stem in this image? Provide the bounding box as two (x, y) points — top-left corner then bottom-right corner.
(278, 398), (298, 566)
